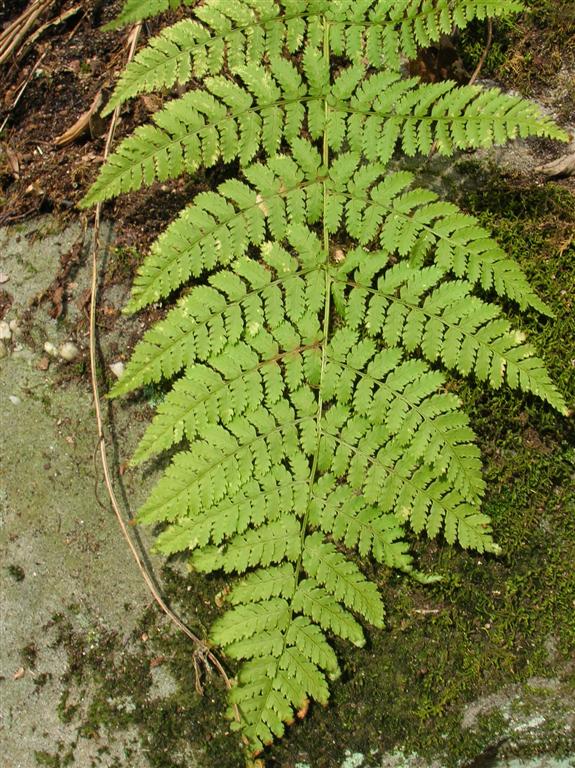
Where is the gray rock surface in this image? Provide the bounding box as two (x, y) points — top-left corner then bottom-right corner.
(0, 217), (163, 767)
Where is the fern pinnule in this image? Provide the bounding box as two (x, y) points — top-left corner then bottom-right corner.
(344, 72), (567, 160)
(86, 0), (571, 756)
(105, 0), (195, 30)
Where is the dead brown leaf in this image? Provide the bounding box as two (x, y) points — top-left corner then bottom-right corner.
(296, 699), (310, 719)
(141, 94), (163, 113)
(49, 285), (65, 319)
(53, 89), (104, 147)
(4, 145), (20, 178)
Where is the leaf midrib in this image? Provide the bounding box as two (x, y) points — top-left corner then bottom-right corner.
(116, 264), (323, 393)
(135, 340), (321, 462)
(143, 413), (315, 516)
(129, 175), (322, 310)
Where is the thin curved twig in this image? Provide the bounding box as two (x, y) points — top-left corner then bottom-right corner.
(87, 22), (239, 719)
(426, 17), (494, 160)
(468, 18), (493, 86)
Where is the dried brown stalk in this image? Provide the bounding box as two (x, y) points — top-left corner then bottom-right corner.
(0, 0), (53, 65)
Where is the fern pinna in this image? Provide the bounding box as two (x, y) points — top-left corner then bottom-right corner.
(82, 0), (569, 757)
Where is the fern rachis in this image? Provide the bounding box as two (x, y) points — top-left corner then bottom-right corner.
(83, 0), (570, 758)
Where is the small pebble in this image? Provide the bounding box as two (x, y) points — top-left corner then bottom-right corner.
(109, 361), (125, 379)
(0, 320), (11, 340)
(44, 341), (58, 357)
(58, 342), (80, 361)
(9, 319), (20, 336)
(37, 356), (50, 371)
(9, 395), (21, 406)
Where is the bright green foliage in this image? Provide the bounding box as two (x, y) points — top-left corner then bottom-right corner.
(104, 0), (196, 30)
(83, 0), (570, 757)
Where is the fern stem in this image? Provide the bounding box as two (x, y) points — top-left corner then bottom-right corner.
(295, 14), (332, 578)
(236, 15), (336, 736)
(278, 11), (334, 735)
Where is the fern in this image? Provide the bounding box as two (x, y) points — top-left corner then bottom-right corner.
(104, 0), (196, 30)
(83, 0), (570, 758)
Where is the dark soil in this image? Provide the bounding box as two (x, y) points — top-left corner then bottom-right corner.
(0, 0), (194, 245)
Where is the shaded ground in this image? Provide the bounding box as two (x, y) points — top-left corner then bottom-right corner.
(1, 2), (574, 768)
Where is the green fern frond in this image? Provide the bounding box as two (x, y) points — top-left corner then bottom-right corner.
(329, 1), (526, 69)
(330, 166), (553, 314)
(106, 0), (196, 30)
(324, 330), (486, 502)
(84, 0), (570, 756)
(308, 479), (415, 567)
(119, 154), (323, 313)
(83, 62), (314, 206)
(104, 0), (309, 112)
(339, 262), (567, 413)
(340, 73), (568, 163)
(302, 533), (385, 625)
(108, 0), (525, 97)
